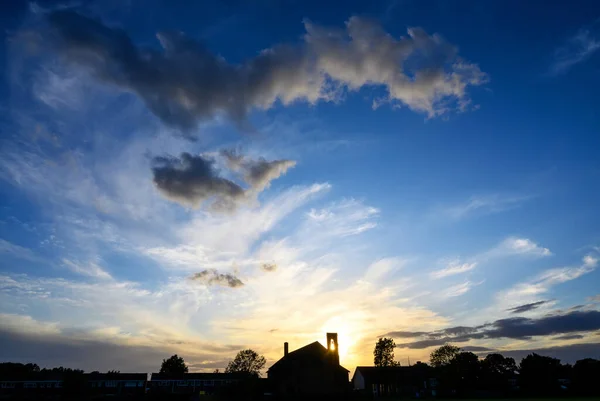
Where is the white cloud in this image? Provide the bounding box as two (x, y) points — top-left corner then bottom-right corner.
(549, 24), (600, 75)
(430, 260), (477, 279)
(496, 237), (552, 257)
(497, 255), (598, 311)
(62, 259), (112, 280)
(0, 239), (42, 263)
(440, 194), (528, 220)
(441, 281), (476, 298)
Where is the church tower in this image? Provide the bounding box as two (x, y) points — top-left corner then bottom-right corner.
(326, 332), (339, 365)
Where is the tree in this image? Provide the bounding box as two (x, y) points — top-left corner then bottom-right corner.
(481, 353), (517, 393)
(519, 353), (562, 395)
(159, 354), (188, 376)
(429, 344), (460, 367)
(572, 358), (600, 396)
(450, 352), (481, 394)
(373, 337), (398, 367)
(213, 369), (221, 373)
(225, 349), (266, 377)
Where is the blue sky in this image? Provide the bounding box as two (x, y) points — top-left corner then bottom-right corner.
(1, 0), (600, 373)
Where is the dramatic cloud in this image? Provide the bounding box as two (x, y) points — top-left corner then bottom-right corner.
(190, 269), (244, 288)
(394, 309), (600, 349)
(152, 153), (245, 209)
(549, 23), (600, 76)
(507, 300), (552, 314)
(430, 261), (476, 279)
(151, 152), (295, 209)
(47, 11), (487, 133)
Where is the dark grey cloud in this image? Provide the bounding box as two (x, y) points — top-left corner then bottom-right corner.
(190, 269), (244, 288)
(47, 11), (487, 134)
(0, 328), (164, 372)
(461, 346), (495, 352)
(553, 334), (584, 340)
(261, 263), (277, 272)
(498, 342), (600, 364)
(151, 152), (294, 209)
(152, 153), (244, 209)
(507, 300), (551, 314)
(383, 331), (430, 338)
(395, 310), (600, 349)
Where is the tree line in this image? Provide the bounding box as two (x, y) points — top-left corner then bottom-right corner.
(373, 338), (600, 397)
(0, 349), (266, 379)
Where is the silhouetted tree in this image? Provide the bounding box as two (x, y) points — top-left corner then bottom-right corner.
(373, 337), (398, 367)
(107, 369), (120, 374)
(449, 352), (481, 395)
(225, 349), (266, 377)
(429, 344), (460, 367)
(572, 358), (600, 396)
(519, 353), (562, 395)
(213, 369), (221, 373)
(481, 353), (517, 394)
(159, 354), (188, 376)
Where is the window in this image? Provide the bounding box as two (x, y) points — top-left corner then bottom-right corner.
(106, 381), (117, 387)
(24, 383), (37, 389)
(177, 380), (186, 386)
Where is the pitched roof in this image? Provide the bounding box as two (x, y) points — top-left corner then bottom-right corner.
(150, 372), (246, 380)
(268, 341), (349, 373)
(353, 366), (411, 383)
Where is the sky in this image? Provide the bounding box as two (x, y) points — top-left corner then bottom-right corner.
(1, 0), (600, 374)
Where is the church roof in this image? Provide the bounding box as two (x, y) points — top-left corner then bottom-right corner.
(268, 341), (349, 373)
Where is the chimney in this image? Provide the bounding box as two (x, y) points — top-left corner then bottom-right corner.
(284, 342), (289, 356)
(326, 333), (339, 365)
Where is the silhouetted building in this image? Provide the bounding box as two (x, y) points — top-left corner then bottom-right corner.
(268, 333), (349, 396)
(149, 372), (245, 395)
(86, 372), (147, 395)
(0, 372), (64, 396)
(352, 366), (436, 397)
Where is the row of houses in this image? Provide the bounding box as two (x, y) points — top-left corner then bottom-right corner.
(1, 333), (437, 398)
(0, 372), (249, 397)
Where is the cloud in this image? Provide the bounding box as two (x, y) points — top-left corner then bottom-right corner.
(497, 342), (600, 364)
(588, 294), (600, 302)
(507, 300), (552, 314)
(441, 281), (476, 298)
(261, 263), (277, 272)
(190, 269), (244, 288)
(498, 237), (552, 257)
(62, 259), (112, 280)
(152, 153), (245, 209)
(549, 23), (600, 76)
(383, 331), (430, 338)
(430, 260), (477, 279)
(46, 11), (487, 133)
(152, 152), (295, 209)
(221, 150), (296, 193)
(0, 239), (42, 263)
(440, 195), (528, 220)
(395, 309), (600, 349)
(553, 334), (584, 340)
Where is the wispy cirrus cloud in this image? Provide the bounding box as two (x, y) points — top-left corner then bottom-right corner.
(438, 194), (529, 220)
(549, 22), (600, 76)
(497, 254), (598, 310)
(0, 239), (42, 263)
(430, 261), (477, 279)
